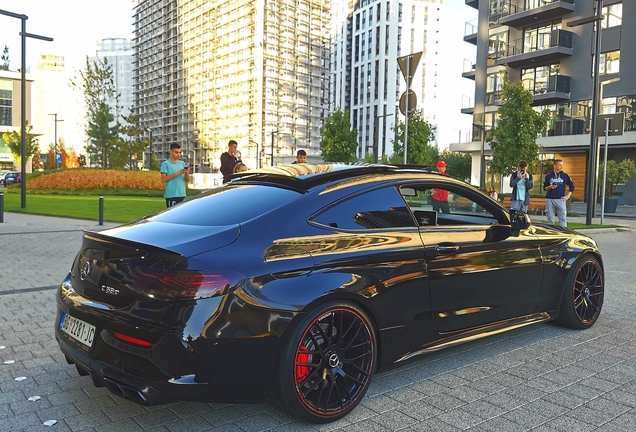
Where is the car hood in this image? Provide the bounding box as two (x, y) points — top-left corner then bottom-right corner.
(90, 219), (240, 257)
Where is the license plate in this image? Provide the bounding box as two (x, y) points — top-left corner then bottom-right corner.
(59, 313), (96, 348)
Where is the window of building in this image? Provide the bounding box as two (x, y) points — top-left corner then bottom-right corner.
(523, 21), (561, 54)
(0, 88), (12, 127)
(599, 50), (620, 76)
(521, 64), (560, 95)
(601, 3), (622, 29)
(488, 31), (507, 66)
(486, 73), (503, 105)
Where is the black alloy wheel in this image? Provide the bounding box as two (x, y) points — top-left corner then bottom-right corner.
(554, 255), (604, 330)
(273, 301), (376, 423)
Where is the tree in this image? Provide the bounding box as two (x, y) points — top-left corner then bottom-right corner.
(489, 71), (551, 176)
(1, 122), (40, 168)
(599, 159), (636, 200)
(78, 154), (87, 167)
(320, 108), (358, 162)
(71, 57), (121, 168)
(44, 143), (56, 170)
(119, 112), (151, 169)
(0, 45), (9, 71)
(390, 109), (437, 166)
(439, 148), (472, 182)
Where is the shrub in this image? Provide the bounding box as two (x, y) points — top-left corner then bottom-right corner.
(26, 169), (163, 191)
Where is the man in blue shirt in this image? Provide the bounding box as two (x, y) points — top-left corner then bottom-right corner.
(160, 143), (190, 207)
(544, 159), (574, 227)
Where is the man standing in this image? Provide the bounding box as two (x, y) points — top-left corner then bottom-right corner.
(220, 140), (241, 183)
(544, 159), (574, 226)
(431, 160), (450, 213)
(509, 159), (533, 213)
(293, 149), (307, 164)
(160, 143), (190, 207)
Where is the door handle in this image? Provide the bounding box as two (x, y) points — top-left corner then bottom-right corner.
(436, 244), (459, 254)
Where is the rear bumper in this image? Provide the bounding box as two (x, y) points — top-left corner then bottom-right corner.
(55, 274), (295, 405)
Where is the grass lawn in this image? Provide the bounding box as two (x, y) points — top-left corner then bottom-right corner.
(539, 221), (623, 230)
(1, 193), (166, 223)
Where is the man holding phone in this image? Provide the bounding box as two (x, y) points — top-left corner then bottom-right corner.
(544, 159), (574, 226)
(510, 160), (533, 213)
(160, 143), (190, 207)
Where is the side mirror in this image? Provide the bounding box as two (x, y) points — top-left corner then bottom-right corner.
(509, 209), (530, 230)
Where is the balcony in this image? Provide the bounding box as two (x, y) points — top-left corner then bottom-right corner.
(495, 29), (573, 68)
(464, 20), (477, 45)
(461, 96), (475, 114)
(465, 0), (479, 10)
(499, 0), (575, 29)
(531, 74), (571, 105)
(462, 57), (476, 80)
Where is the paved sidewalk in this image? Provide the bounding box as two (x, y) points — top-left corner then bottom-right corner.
(1, 212), (636, 431)
(0, 213), (118, 292)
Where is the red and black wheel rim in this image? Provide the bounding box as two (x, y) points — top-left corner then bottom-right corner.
(572, 259), (604, 325)
(293, 308), (374, 417)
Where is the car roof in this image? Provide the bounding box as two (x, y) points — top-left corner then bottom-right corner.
(228, 163), (438, 192)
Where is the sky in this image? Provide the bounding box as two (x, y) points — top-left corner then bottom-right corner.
(0, 0), (476, 148)
(0, 0), (134, 71)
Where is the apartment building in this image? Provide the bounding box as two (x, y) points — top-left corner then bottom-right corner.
(133, 0), (330, 171)
(91, 38), (134, 122)
(0, 70), (33, 170)
(331, 0), (444, 161)
(452, 0), (635, 205)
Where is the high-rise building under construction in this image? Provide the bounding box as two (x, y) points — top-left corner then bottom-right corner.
(133, 0), (330, 170)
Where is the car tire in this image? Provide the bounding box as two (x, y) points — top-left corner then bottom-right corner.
(553, 254), (604, 330)
(272, 301), (376, 423)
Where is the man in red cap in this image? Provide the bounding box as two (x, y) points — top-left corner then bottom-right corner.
(431, 160), (450, 213)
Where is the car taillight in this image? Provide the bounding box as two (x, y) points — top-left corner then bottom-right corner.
(113, 332), (152, 347)
(124, 268), (244, 301)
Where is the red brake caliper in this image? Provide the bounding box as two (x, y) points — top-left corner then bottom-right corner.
(295, 345), (309, 383)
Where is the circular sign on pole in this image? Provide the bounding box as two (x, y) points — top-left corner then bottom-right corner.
(399, 90), (417, 116)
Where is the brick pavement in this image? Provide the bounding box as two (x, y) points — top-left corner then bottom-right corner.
(1, 212), (636, 431)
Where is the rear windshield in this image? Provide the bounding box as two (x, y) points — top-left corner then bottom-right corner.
(149, 184), (300, 226)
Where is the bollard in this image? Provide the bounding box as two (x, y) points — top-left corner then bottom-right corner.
(98, 195), (104, 226)
(0, 192), (3, 223)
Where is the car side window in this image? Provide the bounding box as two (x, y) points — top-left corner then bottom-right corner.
(312, 186), (417, 229)
(401, 185), (498, 226)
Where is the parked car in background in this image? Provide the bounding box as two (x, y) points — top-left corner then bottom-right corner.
(55, 163), (605, 423)
(0, 171), (20, 186)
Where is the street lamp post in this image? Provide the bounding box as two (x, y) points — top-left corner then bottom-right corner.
(269, 130), (279, 167)
(0, 9), (53, 208)
(567, 0), (603, 225)
(48, 113), (63, 169)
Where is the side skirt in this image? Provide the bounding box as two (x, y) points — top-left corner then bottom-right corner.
(396, 312), (552, 363)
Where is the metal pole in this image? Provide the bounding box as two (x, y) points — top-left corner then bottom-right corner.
(20, 17), (26, 208)
(480, 126), (486, 190)
(0, 192), (4, 223)
(600, 117), (610, 225)
(403, 57), (410, 165)
(54, 113), (58, 169)
(270, 131), (278, 167)
(585, 0), (603, 225)
(98, 195), (104, 226)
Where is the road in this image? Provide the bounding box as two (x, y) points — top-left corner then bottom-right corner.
(1, 214), (635, 431)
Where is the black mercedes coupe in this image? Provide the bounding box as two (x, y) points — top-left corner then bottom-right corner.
(55, 164), (604, 423)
